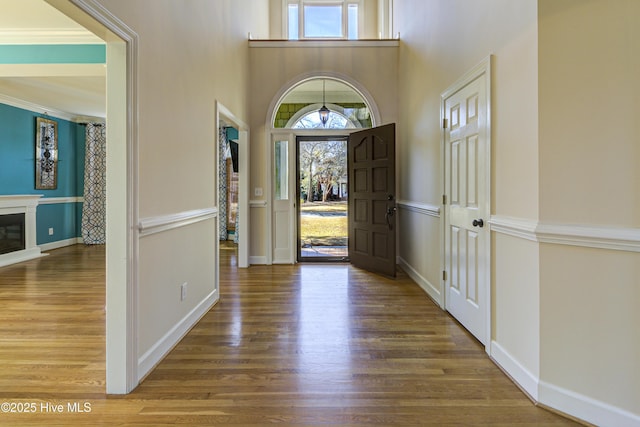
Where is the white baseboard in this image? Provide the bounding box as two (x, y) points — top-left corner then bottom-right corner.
(490, 340), (539, 401)
(249, 256), (268, 265)
(39, 237), (83, 252)
(539, 380), (640, 427)
(489, 340), (640, 427)
(137, 290), (218, 380)
(397, 256), (442, 307)
(0, 247), (46, 268)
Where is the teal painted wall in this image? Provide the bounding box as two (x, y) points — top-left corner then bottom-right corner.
(0, 102), (85, 245)
(0, 44), (106, 64)
(36, 203), (79, 245)
(226, 127), (239, 141)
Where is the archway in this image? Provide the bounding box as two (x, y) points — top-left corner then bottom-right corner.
(267, 74), (382, 264)
(270, 74), (380, 130)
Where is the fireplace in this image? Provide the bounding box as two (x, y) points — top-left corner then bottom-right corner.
(0, 213), (25, 255)
(0, 195), (43, 267)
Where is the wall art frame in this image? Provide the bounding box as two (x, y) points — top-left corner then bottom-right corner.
(35, 117), (58, 190)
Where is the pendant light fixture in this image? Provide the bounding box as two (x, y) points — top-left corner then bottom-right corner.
(318, 79), (330, 127)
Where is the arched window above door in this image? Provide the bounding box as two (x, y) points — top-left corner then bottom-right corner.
(273, 78), (372, 129)
(288, 103), (360, 129)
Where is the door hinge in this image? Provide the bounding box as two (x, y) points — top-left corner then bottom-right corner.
(442, 194), (447, 205)
(443, 270), (447, 281)
(442, 118), (448, 129)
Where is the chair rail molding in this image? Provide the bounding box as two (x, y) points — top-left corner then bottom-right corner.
(250, 200), (268, 208)
(39, 196), (84, 205)
(490, 215), (640, 252)
(397, 200), (440, 218)
(489, 216), (538, 242)
(138, 208), (217, 238)
(535, 222), (640, 253)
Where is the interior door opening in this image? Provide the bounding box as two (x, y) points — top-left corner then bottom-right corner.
(219, 124), (239, 267)
(297, 136), (349, 262)
(216, 102), (249, 269)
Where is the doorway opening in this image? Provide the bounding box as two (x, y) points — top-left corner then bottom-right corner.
(219, 125), (239, 242)
(216, 101), (250, 274)
(268, 73), (381, 265)
(297, 135), (349, 261)
(219, 124), (240, 268)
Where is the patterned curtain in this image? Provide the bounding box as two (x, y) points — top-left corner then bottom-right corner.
(81, 123), (106, 244)
(234, 204), (239, 244)
(219, 127), (228, 241)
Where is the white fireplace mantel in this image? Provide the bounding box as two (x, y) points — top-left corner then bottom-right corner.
(0, 195), (44, 268)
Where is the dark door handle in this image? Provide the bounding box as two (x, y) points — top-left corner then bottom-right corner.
(385, 206), (397, 230)
(472, 219), (484, 228)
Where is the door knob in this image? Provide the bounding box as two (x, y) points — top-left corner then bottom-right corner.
(472, 219), (484, 228)
(385, 206), (397, 230)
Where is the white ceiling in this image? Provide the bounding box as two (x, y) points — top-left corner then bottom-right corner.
(0, 0), (106, 121)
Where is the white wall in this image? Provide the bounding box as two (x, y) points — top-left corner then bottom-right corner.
(91, 0), (269, 386)
(396, 0), (541, 388)
(248, 43), (398, 260)
(538, 0), (639, 227)
(61, 2), (638, 423)
(538, 0), (640, 422)
(396, 0), (640, 425)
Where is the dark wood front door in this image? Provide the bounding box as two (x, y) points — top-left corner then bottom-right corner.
(348, 123), (396, 277)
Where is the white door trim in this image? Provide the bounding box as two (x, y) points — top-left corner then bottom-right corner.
(269, 129), (355, 264)
(440, 55), (492, 352)
(216, 101), (250, 269)
(50, 0), (140, 393)
(271, 132), (296, 264)
(264, 73), (382, 265)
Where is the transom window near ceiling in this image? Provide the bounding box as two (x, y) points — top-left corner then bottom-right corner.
(273, 78), (372, 129)
(287, 0), (361, 40)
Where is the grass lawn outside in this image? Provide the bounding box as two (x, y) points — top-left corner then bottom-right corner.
(300, 201), (347, 212)
(300, 201), (347, 247)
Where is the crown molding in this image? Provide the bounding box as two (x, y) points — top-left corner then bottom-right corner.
(0, 93), (104, 123)
(0, 29), (103, 45)
(0, 92), (75, 121)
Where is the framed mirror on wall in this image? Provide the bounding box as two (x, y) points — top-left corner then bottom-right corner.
(35, 117), (58, 190)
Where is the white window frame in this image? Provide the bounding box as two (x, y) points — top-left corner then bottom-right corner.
(284, 0), (363, 40)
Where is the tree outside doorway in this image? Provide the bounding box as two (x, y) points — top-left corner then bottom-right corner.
(298, 139), (348, 258)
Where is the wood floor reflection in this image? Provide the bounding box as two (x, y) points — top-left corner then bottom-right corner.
(0, 243), (580, 426)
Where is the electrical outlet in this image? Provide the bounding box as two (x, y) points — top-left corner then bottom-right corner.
(48, 228), (54, 235)
(180, 282), (187, 301)
(254, 187), (263, 197)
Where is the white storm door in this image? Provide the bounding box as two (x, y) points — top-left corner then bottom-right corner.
(443, 64), (490, 346)
(272, 134), (296, 264)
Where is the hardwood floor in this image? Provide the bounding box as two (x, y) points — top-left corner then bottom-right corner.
(0, 243), (581, 426)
